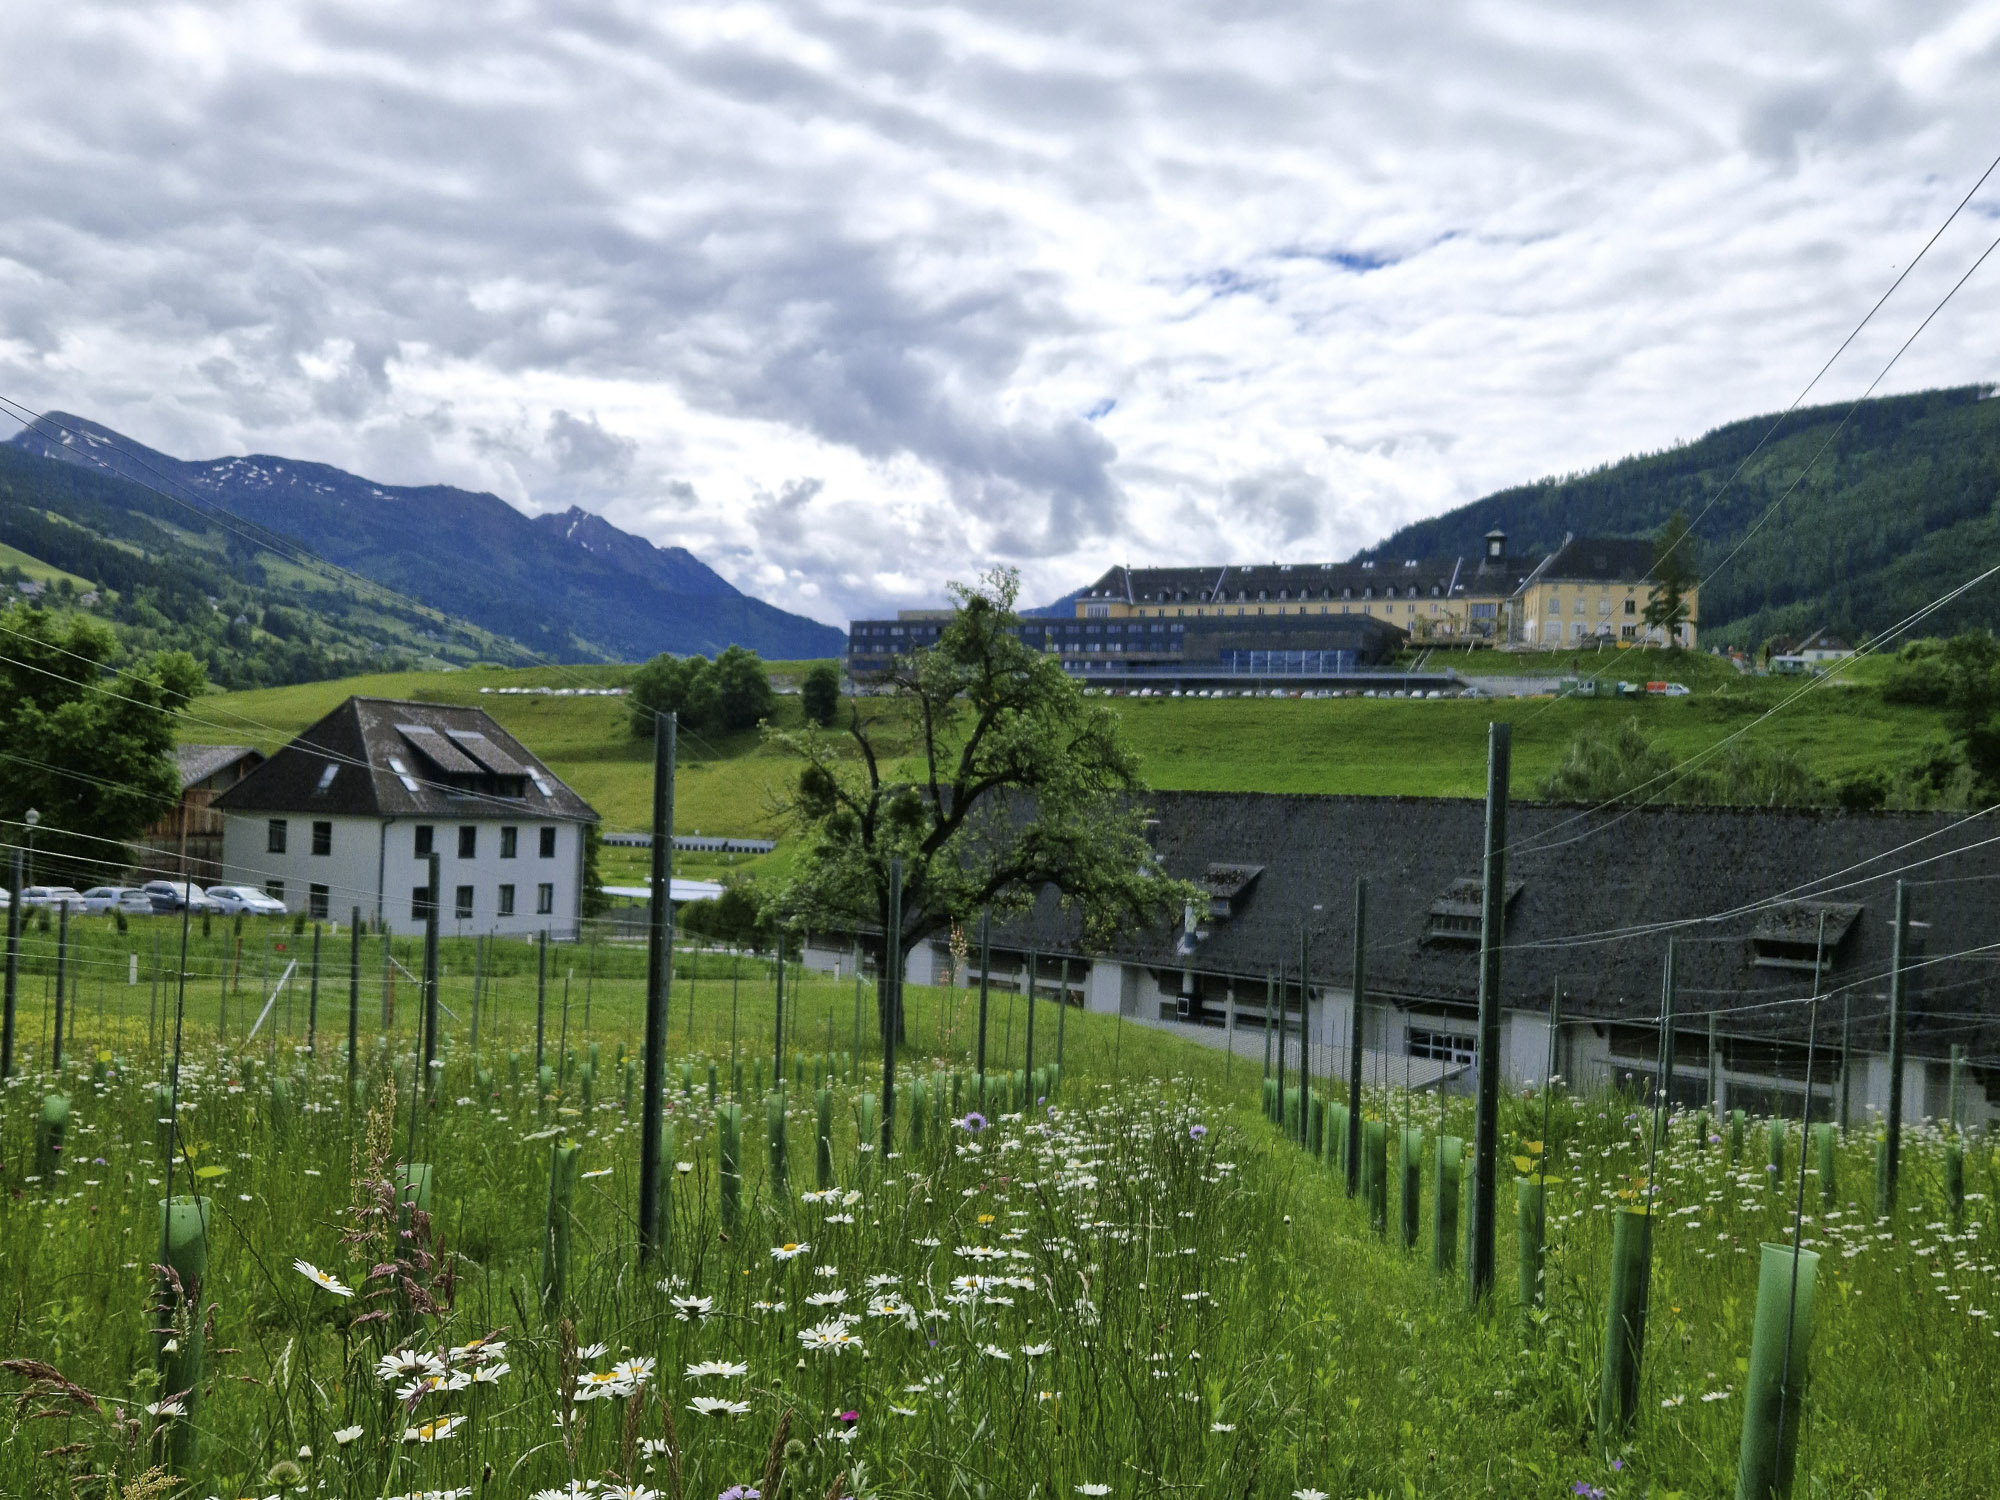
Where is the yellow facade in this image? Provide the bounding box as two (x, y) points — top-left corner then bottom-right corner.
(1517, 576), (1697, 648)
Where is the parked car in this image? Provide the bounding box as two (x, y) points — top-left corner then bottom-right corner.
(142, 880), (217, 913)
(82, 885), (158, 915)
(205, 884), (288, 916)
(19, 886), (88, 911)
(0, 886), (9, 910)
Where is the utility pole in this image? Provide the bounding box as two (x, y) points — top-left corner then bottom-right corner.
(882, 857), (901, 1154)
(52, 903), (70, 1073)
(773, 929), (785, 1085)
(421, 853), (441, 1083)
(1024, 945), (1037, 1086)
(975, 909), (991, 1084)
(1883, 880), (1910, 1215)
(1469, 722), (1510, 1304)
(638, 711), (676, 1264)
(347, 908), (361, 1094)
(1, 837), (22, 1079)
(307, 922), (321, 1054)
(535, 929), (548, 1075)
(1346, 877), (1367, 1196)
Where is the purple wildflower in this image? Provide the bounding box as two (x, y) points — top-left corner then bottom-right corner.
(719, 1488), (763, 1500)
(1188, 1124), (1208, 1141)
(839, 1409), (859, 1424)
(1571, 1485), (1604, 1499)
(959, 1112), (988, 1133)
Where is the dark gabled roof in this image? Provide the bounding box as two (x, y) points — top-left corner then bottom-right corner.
(176, 743), (263, 789)
(997, 792), (2000, 1060)
(213, 697), (596, 822)
(1539, 537), (1656, 584)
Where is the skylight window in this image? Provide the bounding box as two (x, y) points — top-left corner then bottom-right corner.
(527, 770), (554, 797)
(387, 756), (421, 793)
(315, 763), (338, 794)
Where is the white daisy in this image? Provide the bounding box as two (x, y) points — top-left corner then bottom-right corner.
(688, 1395), (751, 1416)
(685, 1359), (750, 1378)
(294, 1259), (354, 1298)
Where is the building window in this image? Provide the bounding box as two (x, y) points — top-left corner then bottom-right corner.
(265, 879), (285, 905)
(309, 883), (329, 920)
(501, 826), (518, 859)
(458, 825), (477, 859)
(1408, 1027), (1477, 1066)
(1545, 597), (1559, 615)
(267, 818), (288, 854)
(414, 825), (434, 857)
(536, 882), (555, 915)
(411, 886), (435, 922)
(1625, 598), (1637, 615)
(539, 827), (557, 858)
(498, 884), (516, 916)
(311, 820), (332, 856)
(455, 884), (474, 920)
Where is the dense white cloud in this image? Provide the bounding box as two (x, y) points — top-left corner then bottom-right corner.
(1, 1), (1996, 627)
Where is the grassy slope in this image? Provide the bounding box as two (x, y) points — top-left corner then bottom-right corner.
(185, 657), (1950, 874)
(0, 538), (97, 589)
(1, 922), (1992, 1497)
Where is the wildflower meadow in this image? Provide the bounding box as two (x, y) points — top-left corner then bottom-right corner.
(0, 919), (1995, 1498)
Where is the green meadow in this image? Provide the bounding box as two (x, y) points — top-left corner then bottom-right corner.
(180, 655), (1949, 887)
(0, 914), (1992, 1497)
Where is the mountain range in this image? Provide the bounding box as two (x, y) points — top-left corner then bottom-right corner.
(1358, 384), (2000, 648)
(7, 414), (845, 665)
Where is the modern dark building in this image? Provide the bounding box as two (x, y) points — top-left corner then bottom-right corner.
(847, 606), (1441, 690)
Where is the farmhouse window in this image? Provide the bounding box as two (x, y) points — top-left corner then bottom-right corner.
(411, 886), (435, 922)
(498, 884), (516, 916)
(308, 883), (329, 920)
(536, 883), (555, 916)
(539, 827), (557, 858)
(458, 826), (477, 859)
(267, 819), (288, 854)
(501, 826), (518, 858)
(414, 825), (434, 857)
(455, 885), (474, 920)
(311, 820), (332, 856)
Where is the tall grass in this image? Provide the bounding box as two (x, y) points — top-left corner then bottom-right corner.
(0, 927), (1994, 1497)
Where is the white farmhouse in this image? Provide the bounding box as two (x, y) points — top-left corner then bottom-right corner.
(212, 697), (599, 938)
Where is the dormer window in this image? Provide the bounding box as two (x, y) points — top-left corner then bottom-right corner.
(1426, 877), (1524, 944)
(1752, 903), (1862, 972)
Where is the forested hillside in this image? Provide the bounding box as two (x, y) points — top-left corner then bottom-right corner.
(1361, 385), (2000, 648)
(0, 442), (528, 687)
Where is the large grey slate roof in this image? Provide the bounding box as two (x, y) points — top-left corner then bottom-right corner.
(213, 697), (597, 823)
(998, 791), (2000, 1061)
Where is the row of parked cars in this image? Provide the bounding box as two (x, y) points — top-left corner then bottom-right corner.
(0, 881), (288, 916)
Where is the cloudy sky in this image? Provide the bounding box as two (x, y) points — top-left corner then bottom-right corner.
(2, 2), (1998, 626)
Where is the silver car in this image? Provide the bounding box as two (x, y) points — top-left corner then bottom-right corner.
(83, 886), (158, 915)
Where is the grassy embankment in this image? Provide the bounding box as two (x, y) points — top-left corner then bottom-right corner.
(183, 652), (1949, 886)
(0, 916), (1992, 1497)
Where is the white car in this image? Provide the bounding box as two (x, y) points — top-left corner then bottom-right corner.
(205, 885), (288, 916)
(82, 886), (157, 915)
(19, 885), (88, 911)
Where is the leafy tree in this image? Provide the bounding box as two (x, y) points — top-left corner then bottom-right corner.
(580, 823), (608, 919)
(1538, 716), (1827, 807)
(766, 567), (1194, 1038)
(800, 660), (841, 727)
(627, 646), (775, 737)
(708, 646), (776, 731)
(678, 883), (770, 951)
(1881, 631), (2000, 795)
(0, 604), (204, 885)
(1643, 509), (1695, 648)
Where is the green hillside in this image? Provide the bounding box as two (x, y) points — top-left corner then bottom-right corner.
(184, 653), (1951, 887)
(1363, 385), (2000, 649)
